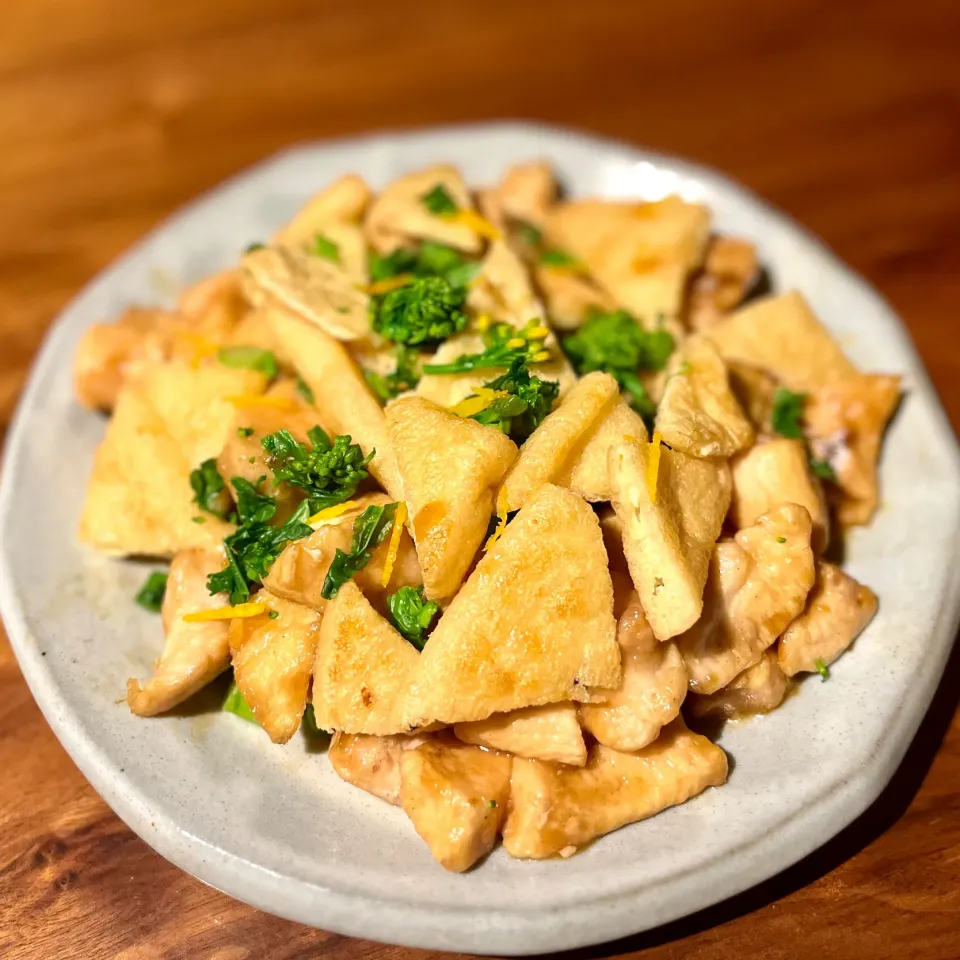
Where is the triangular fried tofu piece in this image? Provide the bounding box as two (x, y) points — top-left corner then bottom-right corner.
(655, 336), (754, 458)
(399, 483), (620, 728)
(387, 396), (517, 600)
(273, 174), (372, 247)
(312, 581), (420, 735)
(609, 438), (731, 641)
(79, 363), (266, 557)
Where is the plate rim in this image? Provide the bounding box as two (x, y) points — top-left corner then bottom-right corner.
(3, 119), (960, 954)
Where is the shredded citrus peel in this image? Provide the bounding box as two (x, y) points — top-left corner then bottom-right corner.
(440, 209), (502, 241)
(182, 602), (268, 623)
(225, 395), (299, 412)
(362, 274), (414, 296)
(484, 489), (509, 551)
(178, 332), (221, 369)
(380, 501), (408, 587)
(309, 500), (359, 526)
(646, 431), (663, 504)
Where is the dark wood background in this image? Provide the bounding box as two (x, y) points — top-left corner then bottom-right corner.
(2, 1), (960, 957)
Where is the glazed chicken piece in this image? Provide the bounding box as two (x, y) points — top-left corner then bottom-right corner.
(778, 561), (878, 676)
(579, 591), (688, 752)
(685, 649), (789, 720)
(127, 547), (231, 716)
(400, 739), (512, 872)
(328, 732), (430, 806)
(503, 718), (727, 859)
(676, 503), (815, 694)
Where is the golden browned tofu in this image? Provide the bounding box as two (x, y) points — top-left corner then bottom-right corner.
(127, 548), (231, 716)
(778, 561), (877, 676)
(579, 592), (688, 752)
(706, 291), (857, 393)
(534, 266), (617, 331)
(400, 739), (512, 872)
(177, 269), (250, 338)
(387, 397), (517, 600)
(365, 164), (482, 254)
(804, 373), (901, 526)
(328, 731), (431, 806)
(264, 493), (421, 611)
(677, 504), (816, 694)
(79, 364), (266, 557)
(685, 650), (789, 720)
(544, 197), (711, 326)
(229, 591), (322, 743)
(399, 484), (620, 728)
(727, 361), (779, 434)
(454, 703), (586, 766)
(557, 401), (649, 502)
(609, 438), (731, 641)
(467, 240), (546, 328)
(731, 438), (829, 553)
(74, 307), (179, 411)
(273, 174), (372, 247)
(495, 161), (558, 228)
(503, 718), (728, 859)
(654, 337), (754, 458)
(267, 308), (403, 500)
(312, 581), (420, 735)
(499, 371), (620, 511)
(687, 236), (759, 330)
(243, 245), (371, 342)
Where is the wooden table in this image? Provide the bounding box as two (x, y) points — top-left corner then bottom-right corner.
(2, 1), (960, 957)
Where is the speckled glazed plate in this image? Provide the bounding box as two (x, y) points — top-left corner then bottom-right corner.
(2, 122), (959, 955)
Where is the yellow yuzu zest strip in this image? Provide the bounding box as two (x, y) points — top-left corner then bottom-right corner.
(443, 209), (502, 240)
(308, 500), (359, 526)
(380, 502), (408, 587)
(647, 431), (663, 504)
(449, 388), (507, 418)
(225, 395), (299, 411)
(182, 602), (268, 623)
(362, 274), (414, 296)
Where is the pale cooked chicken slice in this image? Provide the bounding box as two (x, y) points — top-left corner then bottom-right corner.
(454, 703), (586, 766)
(242, 245), (372, 342)
(676, 503), (816, 694)
(803, 373), (901, 526)
(685, 650), (789, 720)
(579, 591), (688, 752)
(609, 437), (732, 641)
(400, 739), (512, 872)
(387, 396), (517, 600)
(263, 493), (421, 611)
(127, 548), (231, 716)
(730, 438), (829, 553)
(228, 591), (322, 744)
(778, 561), (877, 676)
(365, 164), (483, 254)
(503, 717), (727, 859)
(494, 161), (558, 228)
(654, 336), (754, 458)
(328, 731), (432, 806)
(273, 174), (372, 247)
(499, 371), (620, 511)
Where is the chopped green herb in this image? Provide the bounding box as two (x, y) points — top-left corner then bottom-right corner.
(208, 499), (313, 605)
(231, 476), (276, 524)
(776, 536), (787, 543)
(815, 658), (830, 682)
(244, 242), (265, 254)
(369, 248), (419, 282)
(810, 458), (837, 482)
(363, 345), (421, 403)
(421, 183), (459, 216)
(237, 426), (254, 439)
(321, 503), (398, 600)
(135, 571), (168, 613)
(488, 799), (498, 809)
(302, 703), (326, 738)
(517, 221), (543, 247)
(267, 609), (280, 619)
(190, 459), (232, 519)
(261, 426), (373, 512)
(562, 309), (674, 418)
(771, 387), (808, 439)
(192, 516), (206, 524)
(540, 248), (581, 268)
(223, 681), (258, 723)
(248, 456), (256, 463)
(469, 359), (559, 442)
(387, 586), (440, 650)
(218, 345), (279, 379)
(423, 319), (549, 376)
(296, 376), (315, 404)
(415, 241), (480, 289)
(313, 233), (340, 263)
(372, 276), (468, 347)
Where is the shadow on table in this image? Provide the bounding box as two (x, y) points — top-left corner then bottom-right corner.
(554, 625), (960, 960)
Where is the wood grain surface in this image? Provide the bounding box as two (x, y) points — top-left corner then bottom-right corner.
(2, 1), (960, 957)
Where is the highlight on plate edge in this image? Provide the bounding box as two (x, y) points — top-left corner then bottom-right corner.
(73, 159), (901, 872)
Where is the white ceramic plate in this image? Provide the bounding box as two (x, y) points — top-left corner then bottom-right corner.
(3, 122), (960, 955)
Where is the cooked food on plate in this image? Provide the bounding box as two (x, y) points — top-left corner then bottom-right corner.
(75, 161), (900, 871)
